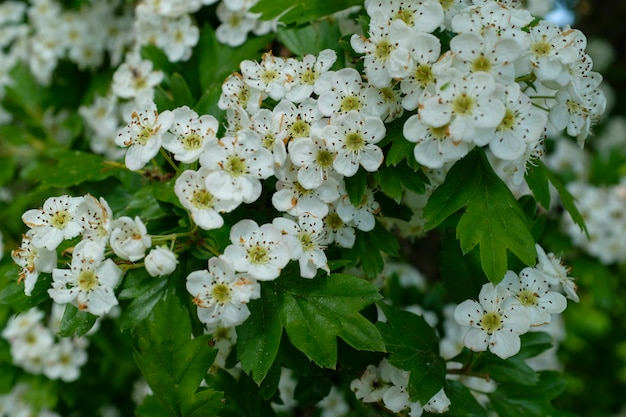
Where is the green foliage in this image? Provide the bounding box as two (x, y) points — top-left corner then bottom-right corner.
(133, 295), (223, 417)
(251, 0), (362, 24)
(237, 271), (384, 380)
(376, 302), (446, 404)
(58, 304), (98, 337)
(424, 148), (537, 283)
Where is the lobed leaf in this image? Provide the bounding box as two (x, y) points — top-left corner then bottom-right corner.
(424, 149), (536, 283)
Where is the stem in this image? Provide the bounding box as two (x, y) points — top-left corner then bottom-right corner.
(160, 148), (179, 173)
(446, 368), (491, 381)
(528, 95), (557, 100)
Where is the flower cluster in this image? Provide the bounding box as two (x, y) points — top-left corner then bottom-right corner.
(562, 180), (626, 265)
(0, 383), (61, 417)
(1, 306), (89, 382)
(351, 358), (450, 416)
(353, 0), (605, 184)
(13, 194), (178, 316)
(453, 244), (575, 359)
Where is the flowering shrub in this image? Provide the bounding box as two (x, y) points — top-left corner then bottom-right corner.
(0, 0), (616, 416)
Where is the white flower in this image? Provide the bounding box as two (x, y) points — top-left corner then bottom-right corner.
(186, 256), (260, 328)
(500, 268), (567, 327)
(219, 72), (264, 114)
(527, 21), (580, 86)
(75, 194), (112, 246)
(289, 136), (336, 190)
(111, 56), (163, 99)
(489, 83), (547, 161)
(274, 98), (324, 148)
(240, 52), (294, 101)
(250, 108), (287, 167)
(454, 282), (530, 359)
(350, 364), (386, 403)
(145, 246), (178, 277)
(215, 1), (257, 47)
(315, 68), (385, 119)
(174, 168), (240, 230)
(423, 388), (451, 414)
(320, 205), (356, 248)
(285, 50), (337, 103)
(49, 240), (122, 316)
(222, 219), (291, 281)
(535, 244), (579, 302)
(12, 231), (57, 296)
(42, 338), (88, 382)
(272, 162), (341, 218)
(110, 216), (152, 261)
(273, 214), (330, 279)
(116, 101), (174, 171)
(21, 195), (83, 250)
(317, 386), (349, 417)
(162, 105), (219, 163)
(324, 110), (385, 177)
(200, 130), (274, 204)
(156, 14), (199, 62)
(336, 187), (380, 232)
(419, 70), (505, 146)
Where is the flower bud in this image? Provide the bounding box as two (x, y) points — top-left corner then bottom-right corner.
(144, 246), (178, 277)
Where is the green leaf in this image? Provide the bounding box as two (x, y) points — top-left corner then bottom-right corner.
(445, 380), (489, 417)
(385, 135), (416, 167)
(58, 304), (98, 337)
(524, 162), (551, 209)
(0, 266), (50, 311)
(134, 295), (222, 417)
(375, 164), (403, 202)
(197, 25), (273, 91)
(118, 269), (169, 331)
(543, 162), (588, 236)
(515, 332), (553, 360)
(277, 19), (344, 58)
(439, 229), (488, 304)
(136, 395), (173, 417)
(236, 284), (283, 384)
(344, 168), (368, 206)
(251, 0), (362, 24)
(474, 353), (538, 386)
(342, 221), (400, 278)
(240, 272), (384, 372)
(489, 371), (569, 417)
(170, 73), (195, 107)
(376, 302), (446, 404)
(424, 149), (536, 283)
(35, 150), (122, 189)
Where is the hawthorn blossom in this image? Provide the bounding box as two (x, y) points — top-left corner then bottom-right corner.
(240, 52), (293, 101)
(111, 55), (163, 100)
(49, 240), (122, 316)
(324, 110), (385, 177)
(218, 72), (264, 114)
(222, 219), (291, 281)
(22, 195), (83, 250)
(527, 21), (580, 86)
(273, 215), (330, 279)
(11, 231), (57, 296)
(109, 216), (152, 262)
(116, 101), (174, 171)
(454, 282), (530, 359)
(336, 187), (380, 232)
(320, 205), (356, 249)
(75, 194), (112, 246)
(174, 168), (239, 230)
(285, 49), (337, 103)
(144, 246), (178, 277)
(162, 106), (219, 163)
(186, 256), (260, 328)
(289, 135), (336, 190)
(315, 68), (385, 119)
(535, 244), (579, 302)
(500, 268), (567, 327)
(250, 108), (287, 167)
(200, 130), (274, 204)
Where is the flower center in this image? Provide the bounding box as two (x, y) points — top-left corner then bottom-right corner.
(78, 270), (98, 291)
(472, 55), (492, 73)
(136, 125), (154, 146)
(51, 210), (71, 229)
(316, 150), (334, 168)
(182, 133), (203, 150)
(394, 9), (414, 26)
(290, 119), (310, 139)
(375, 40), (394, 61)
(224, 155), (247, 177)
(212, 283), (231, 304)
(294, 181), (313, 195)
(531, 40), (552, 57)
(262, 133), (276, 149)
(325, 213), (344, 230)
(439, 0), (454, 10)
(298, 232), (315, 251)
(345, 132), (365, 151)
(191, 190), (214, 209)
(248, 244), (269, 265)
(452, 93), (475, 116)
(237, 87), (250, 105)
(228, 13), (242, 28)
(430, 125), (449, 140)
(340, 95), (362, 112)
(414, 63), (435, 88)
(301, 69), (317, 85)
(518, 290), (538, 307)
(260, 69), (279, 85)
(497, 108), (516, 131)
(480, 312), (503, 335)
